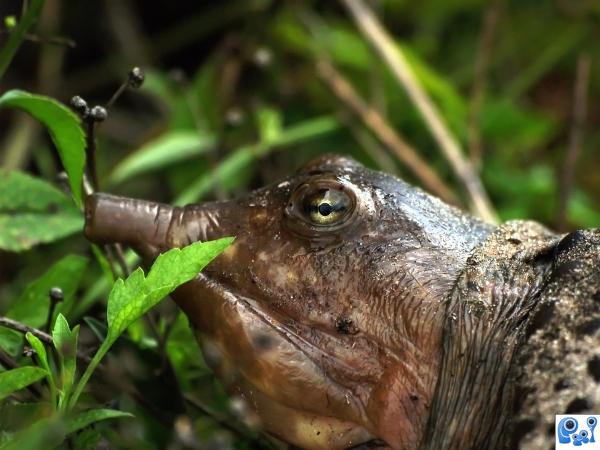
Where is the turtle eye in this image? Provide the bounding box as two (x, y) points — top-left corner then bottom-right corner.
(301, 188), (352, 226)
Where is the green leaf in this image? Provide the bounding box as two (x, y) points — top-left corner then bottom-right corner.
(65, 409), (133, 434)
(0, 171), (83, 252)
(68, 237), (234, 409)
(175, 116), (339, 204)
(110, 130), (215, 184)
(0, 0), (45, 81)
(256, 107), (283, 143)
(52, 314), (79, 409)
(0, 417), (65, 450)
(25, 333), (57, 406)
(106, 237), (234, 340)
(9, 254), (87, 326)
(0, 91), (85, 206)
(0, 367), (46, 401)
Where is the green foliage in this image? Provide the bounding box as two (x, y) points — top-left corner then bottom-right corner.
(0, 172), (83, 252)
(176, 115), (340, 204)
(69, 237), (233, 409)
(52, 314), (79, 411)
(110, 130), (215, 185)
(64, 409), (133, 434)
(0, 0), (44, 80)
(1, 0), (599, 448)
(0, 254), (86, 356)
(0, 367), (46, 402)
(0, 92), (86, 206)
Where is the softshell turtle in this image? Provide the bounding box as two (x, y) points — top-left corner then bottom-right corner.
(84, 155), (600, 449)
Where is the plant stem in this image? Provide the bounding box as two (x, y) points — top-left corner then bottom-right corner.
(0, 0), (45, 82)
(67, 340), (108, 410)
(339, 0), (498, 223)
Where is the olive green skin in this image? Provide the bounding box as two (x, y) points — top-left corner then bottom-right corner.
(84, 155), (600, 450)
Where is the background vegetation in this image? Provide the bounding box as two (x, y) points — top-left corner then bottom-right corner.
(0, 0), (599, 449)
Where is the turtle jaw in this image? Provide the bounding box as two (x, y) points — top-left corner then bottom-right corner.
(172, 273), (380, 449)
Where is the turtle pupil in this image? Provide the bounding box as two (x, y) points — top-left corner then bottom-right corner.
(318, 203), (333, 216)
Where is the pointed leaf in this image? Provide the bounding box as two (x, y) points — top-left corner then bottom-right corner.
(0, 367), (46, 401)
(52, 314), (79, 404)
(0, 91), (85, 206)
(110, 130), (215, 184)
(106, 237), (234, 342)
(65, 409), (133, 434)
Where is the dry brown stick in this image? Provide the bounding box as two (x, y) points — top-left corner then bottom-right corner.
(467, 0), (503, 169)
(557, 54), (591, 231)
(317, 59), (458, 205)
(339, 0), (497, 223)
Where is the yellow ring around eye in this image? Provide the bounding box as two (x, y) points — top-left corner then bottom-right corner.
(302, 188), (351, 226)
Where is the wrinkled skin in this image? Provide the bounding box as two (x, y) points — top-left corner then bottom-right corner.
(84, 155), (600, 449)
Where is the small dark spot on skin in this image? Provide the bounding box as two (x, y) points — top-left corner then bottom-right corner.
(335, 316), (357, 335)
(565, 397), (590, 414)
(554, 379), (571, 391)
(576, 318), (600, 336)
(253, 333), (275, 351)
(409, 394), (419, 402)
(510, 418), (536, 445)
(526, 301), (555, 339)
(466, 281), (479, 291)
(588, 355), (600, 382)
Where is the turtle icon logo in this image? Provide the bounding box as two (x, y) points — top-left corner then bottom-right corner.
(556, 415), (599, 448)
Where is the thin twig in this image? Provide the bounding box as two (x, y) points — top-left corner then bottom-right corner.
(0, 316), (94, 365)
(316, 59), (458, 205)
(557, 54), (591, 231)
(0, 316), (54, 345)
(339, 0), (498, 223)
(85, 120), (99, 190)
(467, 0), (503, 169)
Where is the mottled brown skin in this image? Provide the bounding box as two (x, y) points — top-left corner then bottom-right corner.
(84, 155), (600, 449)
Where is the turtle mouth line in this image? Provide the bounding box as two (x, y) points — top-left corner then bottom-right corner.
(196, 271), (335, 363)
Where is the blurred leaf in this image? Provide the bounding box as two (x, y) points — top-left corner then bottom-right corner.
(110, 130), (215, 184)
(0, 171), (82, 252)
(69, 428), (101, 450)
(256, 107), (283, 143)
(0, 367), (46, 401)
(0, 91), (85, 206)
(166, 312), (206, 388)
(481, 98), (556, 151)
(65, 409), (133, 434)
(0, 417), (65, 450)
(25, 333), (56, 406)
(568, 190), (600, 229)
(176, 116), (340, 204)
(90, 244), (115, 286)
(506, 25), (586, 99)
(52, 314), (79, 409)
(0, 0), (44, 81)
(69, 238), (234, 409)
(9, 254), (87, 326)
